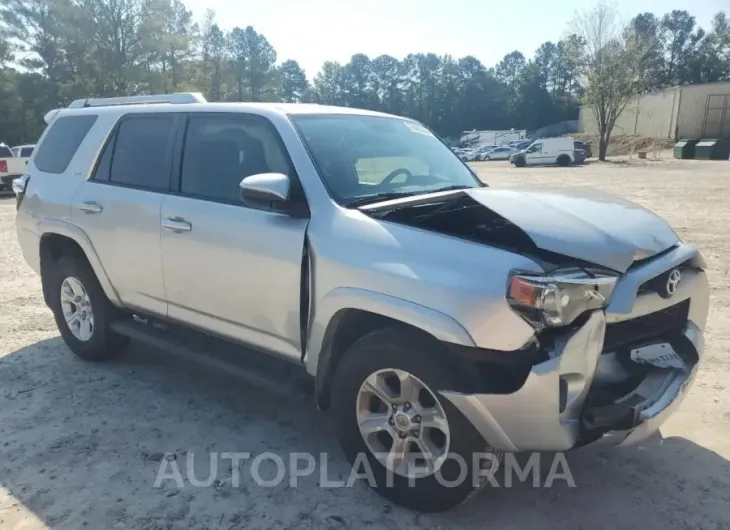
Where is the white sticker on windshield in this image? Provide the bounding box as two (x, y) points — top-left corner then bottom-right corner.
(403, 121), (433, 136)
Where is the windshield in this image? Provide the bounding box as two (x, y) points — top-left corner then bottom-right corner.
(292, 114), (483, 205)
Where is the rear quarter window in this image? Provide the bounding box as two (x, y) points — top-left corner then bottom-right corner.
(34, 115), (98, 174)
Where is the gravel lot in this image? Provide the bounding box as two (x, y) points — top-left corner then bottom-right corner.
(1, 155), (730, 529)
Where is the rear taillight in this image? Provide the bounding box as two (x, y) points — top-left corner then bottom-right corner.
(0, 160), (7, 172)
(13, 174), (30, 210)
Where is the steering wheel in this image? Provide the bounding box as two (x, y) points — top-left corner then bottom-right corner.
(380, 168), (413, 186)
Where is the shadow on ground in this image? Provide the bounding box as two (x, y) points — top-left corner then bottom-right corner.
(1, 338), (729, 529)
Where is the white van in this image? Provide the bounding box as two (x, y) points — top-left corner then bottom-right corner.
(510, 137), (576, 167)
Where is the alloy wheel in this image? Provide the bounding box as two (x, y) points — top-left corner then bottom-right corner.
(356, 368), (451, 478)
(60, 276), (94, 341)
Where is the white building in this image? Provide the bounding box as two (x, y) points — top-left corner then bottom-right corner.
(579, 81), (730, 140)
(460, 129), (528, 146)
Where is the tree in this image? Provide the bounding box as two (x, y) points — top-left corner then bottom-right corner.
(203, 23), (227, 100)
(574, 2), (643, 160)
(661, 10), (701, 86)
(226, 25), (275, 101)
(627, 13), (665, 90)
(370, 54), (404, 114)
(278, 59), (308, 102)
(2, 0), (723, 149)
(312, 61), (346, 105)
(683, 12), (730, 83)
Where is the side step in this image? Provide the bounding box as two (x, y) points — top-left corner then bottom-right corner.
(110, 317), (313, 399)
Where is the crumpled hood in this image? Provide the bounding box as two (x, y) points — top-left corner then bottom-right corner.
(464, 187), (679, 272)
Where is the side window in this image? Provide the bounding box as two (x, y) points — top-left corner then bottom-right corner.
(20, 147), (34, 157)
(109, 115), (176, 191)
(180, 114), (293, 203)
(7, 147), (17, 157)
(34, 115), (98, 174)
(91, 131), (116, 182)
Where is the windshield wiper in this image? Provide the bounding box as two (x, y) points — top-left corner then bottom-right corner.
(345, 185), (477, 209)
(344, 191), (419, 208)
(428, 184), (478, 193)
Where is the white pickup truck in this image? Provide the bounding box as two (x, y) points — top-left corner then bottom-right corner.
(11, 144), (35, 165)
(0, 143), (26, 193)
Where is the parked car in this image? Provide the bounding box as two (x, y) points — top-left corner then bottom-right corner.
(480, 146), (514, 161)
(465, 145), (492, 161)
(0, 143), (26, 193)
(574, 140), (592, 158)
(506, 140), (530, 149)
(11, 144), (36, 167)
(15, 93), (709, 512)
(510, 137), (577, 167)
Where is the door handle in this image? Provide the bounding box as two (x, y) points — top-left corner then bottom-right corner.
(162, 216), (192, 233)
(76, 201), (103, 214)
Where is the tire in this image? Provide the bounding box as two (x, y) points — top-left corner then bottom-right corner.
(47, 255), (129, 361)
(557, 154), (571, 167)
(483, 156), (490, 161)
(514, 157), (526, 167)
(330, 327), (501, 512)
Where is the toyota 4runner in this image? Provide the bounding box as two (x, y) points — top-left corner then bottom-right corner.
(15, 93), (708, 512)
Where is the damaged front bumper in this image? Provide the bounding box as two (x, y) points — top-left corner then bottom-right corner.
(440, 246), (709, 452)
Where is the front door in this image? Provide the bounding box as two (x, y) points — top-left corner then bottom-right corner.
(160, 113), (309, 360)
(525, 142), (547, 165)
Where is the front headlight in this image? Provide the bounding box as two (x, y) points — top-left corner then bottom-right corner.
(507, 268), (618, 329)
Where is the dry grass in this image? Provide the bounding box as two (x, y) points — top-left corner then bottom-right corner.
(571, 133), (676, 156)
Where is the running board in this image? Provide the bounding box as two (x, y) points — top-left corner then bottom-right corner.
(110, 318), (313, 398)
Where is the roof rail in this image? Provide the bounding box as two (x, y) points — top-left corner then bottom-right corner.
(67, 92), (207, 109)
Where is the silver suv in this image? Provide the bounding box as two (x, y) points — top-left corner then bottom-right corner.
(15, 93), (709, 512)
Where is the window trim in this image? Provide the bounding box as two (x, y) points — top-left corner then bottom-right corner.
(170, 112), (310, 216)
(90, 112), (181, 194)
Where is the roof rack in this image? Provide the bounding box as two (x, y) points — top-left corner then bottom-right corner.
(67, 92), (207, 109)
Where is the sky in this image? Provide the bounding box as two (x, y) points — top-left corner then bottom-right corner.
(185, 0), (727, 77)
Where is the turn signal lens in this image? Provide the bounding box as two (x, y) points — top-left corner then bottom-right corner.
(508, 276), (539, 306)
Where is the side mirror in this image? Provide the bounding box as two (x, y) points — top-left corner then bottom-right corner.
(240, 173), (290, 208)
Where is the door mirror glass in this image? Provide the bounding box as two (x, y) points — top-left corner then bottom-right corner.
(240, 172), (290, 207)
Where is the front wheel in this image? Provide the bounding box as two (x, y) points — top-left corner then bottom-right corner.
(331, 328), (501, 512)
(514, 157), (526, 167)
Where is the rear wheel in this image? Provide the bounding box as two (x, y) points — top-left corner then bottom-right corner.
(557, 154), (571, 167)
(483, 155), (491, 161)
(48, 256), (129, 361)
(331, 327), (501, 512)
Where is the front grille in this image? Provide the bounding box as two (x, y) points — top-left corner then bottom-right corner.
(603, 300), (689, 352)
(637, 260), (692, 296)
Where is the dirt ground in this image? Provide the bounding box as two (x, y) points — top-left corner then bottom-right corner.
(1, 154), (730, 529)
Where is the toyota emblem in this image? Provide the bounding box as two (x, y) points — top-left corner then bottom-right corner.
(665, 269), (681, 297)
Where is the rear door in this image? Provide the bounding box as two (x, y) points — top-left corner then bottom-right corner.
(160, 112), (309, 360)
(71, 113), (181, 316)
